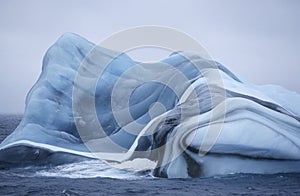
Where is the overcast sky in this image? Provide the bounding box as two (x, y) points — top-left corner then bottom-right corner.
(0, 0), (300, 113)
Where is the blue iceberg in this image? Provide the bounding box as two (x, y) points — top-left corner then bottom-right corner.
(0, 33), (300, 178)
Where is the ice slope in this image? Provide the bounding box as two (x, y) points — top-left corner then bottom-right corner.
(0, 33), (300, 178)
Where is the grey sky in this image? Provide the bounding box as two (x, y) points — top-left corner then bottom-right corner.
(0, 0), (299, 113)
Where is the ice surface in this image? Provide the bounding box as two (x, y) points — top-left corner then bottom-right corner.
(0, 33), (300, 178)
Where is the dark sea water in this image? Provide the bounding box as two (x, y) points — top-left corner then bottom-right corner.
(0, 114), (300, 196)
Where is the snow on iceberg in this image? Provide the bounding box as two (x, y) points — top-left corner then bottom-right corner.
(0, 33), (300, 178)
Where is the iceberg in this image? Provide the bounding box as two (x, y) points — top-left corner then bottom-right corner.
(0, 33), (300, 178)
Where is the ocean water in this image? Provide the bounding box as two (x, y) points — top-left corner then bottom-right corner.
(0, 114), (299, 195)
